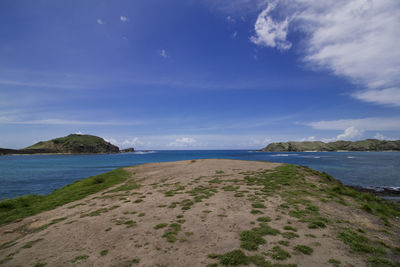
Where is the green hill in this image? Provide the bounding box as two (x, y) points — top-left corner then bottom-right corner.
(262, 139), (400, 152)
(24, 134), (120, 154)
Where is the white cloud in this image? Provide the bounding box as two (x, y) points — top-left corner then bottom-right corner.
(105, 137), (144, 148)
(159, 49), (168, 58)
(120, 16), (128, 22)
(251, 0), (400, 107)
(232, 31), (238, 38)
(300, 136), (316, 142)
(352, 88), (400, 107)
(374, 133), (387, 140)
(319, 127), (363, 142)
(168, 137), (197, 147)
(336, 126), (363, 140)
(97, 19), (104, 25)
(307, 117), (400, 131)
(373, 133), (397, 141)
(250, 2), (292, 50)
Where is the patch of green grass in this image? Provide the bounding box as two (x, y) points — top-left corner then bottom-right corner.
(252, 202), (266, 209)
(281, 232), (299, 239)
(113, 218), (136, 227)
(168, 202), (177, 208)
(67, 203), (86, 209)
(367, 257), (396, 267)
(216, 170), (225, 174)
(122, 258), (140, 266)
(239, 223), (280, 251)
(328, 184), (400, 224)
(338, 229), (386, 255)
(100, 250), (108, 256)
(234, 192), (244, 197)
(256, 216), (272, 222)
(154, 223), (168, 229)
(134, 199), (143, 203)
(240, 230), (266, 251)
(105, 227), (112, 232)
(22, 238), (44, 249)
(271, 246), (291, 260)
(254, 223), (280, 236)
(278, 240), (290, 246)
(138, 213), (145, 217)
(294, 245), (313, 255)
(187, 186), (217, 203)
(108, 181), (140, 193)
(288, 210), (310, 218)
(180, 199), (194, 210)
(222, 185), (240, 191)
(218, 250), (250, 266)
(251, 209), (264, 214)
(162, 223), (182, 243)
(328, 258), (341, 267)
(283, 226), (297, 232)
(308, 221), (326, 229)
(305, 234), (316, 238)
(33, 262), (47, 267)
(70, 255), (89, 263)
(0, 168), (130, 225)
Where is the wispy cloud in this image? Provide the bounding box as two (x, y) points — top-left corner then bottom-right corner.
(250, 0), (400, 107)
(158, 49), (168, 58)
(352, 88), (400, 107)
(306, 117), (400, 131)
(0, 117), (143, 126)
(97, 19), (104, 25)
(0, 79), (84, 90)
(120, 16), (128, 22)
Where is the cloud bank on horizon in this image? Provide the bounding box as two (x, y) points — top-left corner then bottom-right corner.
(250, 0), (400, 107)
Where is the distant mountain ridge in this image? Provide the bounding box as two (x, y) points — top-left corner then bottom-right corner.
(262, 139), (400, 152)
(0, 134), (126, 155)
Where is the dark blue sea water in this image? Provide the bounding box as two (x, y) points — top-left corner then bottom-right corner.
(1, 150), (399, 200)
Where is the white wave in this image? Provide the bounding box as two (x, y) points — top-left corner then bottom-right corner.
(347, 156), (355, 159)
(271, 154), (299, 157)
(134, 151), (157, 154)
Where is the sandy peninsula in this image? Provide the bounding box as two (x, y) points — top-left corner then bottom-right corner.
(0, 159), (399, 266)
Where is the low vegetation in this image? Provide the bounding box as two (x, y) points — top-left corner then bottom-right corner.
(0, 168), (131, 225)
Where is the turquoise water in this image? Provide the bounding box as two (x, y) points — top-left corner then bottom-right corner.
(0, 150), (399, 200)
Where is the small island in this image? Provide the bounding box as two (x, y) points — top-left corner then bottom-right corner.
(0, 134), (134, 155)
(262, 139), (400, 152)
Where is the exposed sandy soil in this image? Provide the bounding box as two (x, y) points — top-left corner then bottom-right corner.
(0, 159), (399, 266)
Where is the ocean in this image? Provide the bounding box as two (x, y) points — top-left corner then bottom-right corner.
(0, 150), (399, 200)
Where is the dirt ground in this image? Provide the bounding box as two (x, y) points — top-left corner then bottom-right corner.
(0, 159), (399, 266)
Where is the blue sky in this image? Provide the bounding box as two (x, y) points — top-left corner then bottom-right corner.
(0, 0), (399, 149)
